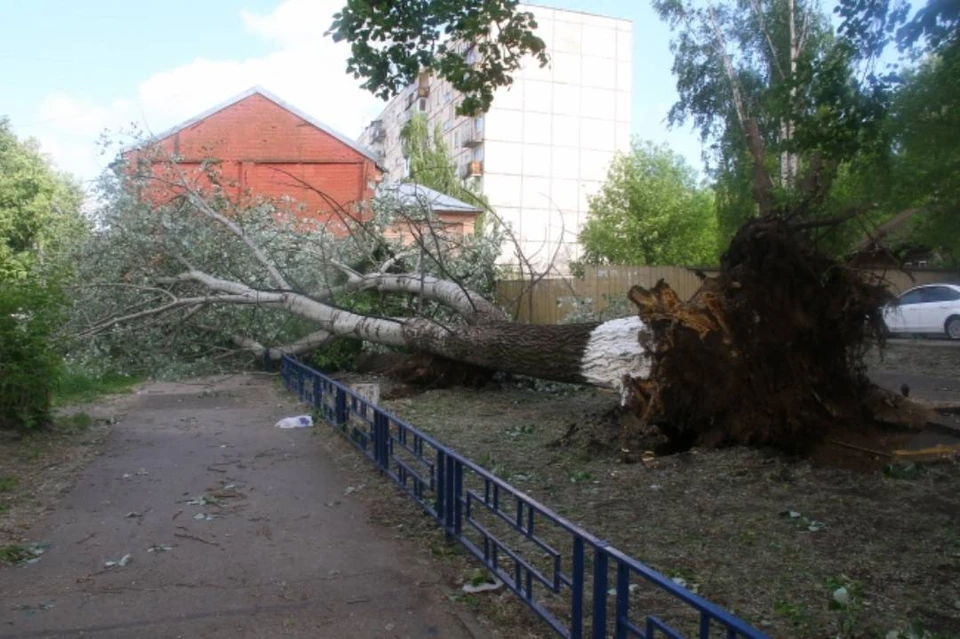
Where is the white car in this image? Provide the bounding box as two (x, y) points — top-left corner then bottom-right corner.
(883, 283), (960, 340)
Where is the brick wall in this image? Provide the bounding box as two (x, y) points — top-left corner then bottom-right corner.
(131, 92), (380, 230)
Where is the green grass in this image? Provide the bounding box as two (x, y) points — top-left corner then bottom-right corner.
(0, 475), (18, 492)
(54, 371), (142, 405)
(0, 544), (33, 565)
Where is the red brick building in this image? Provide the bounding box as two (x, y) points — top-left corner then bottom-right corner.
(127, 87), (382, 229)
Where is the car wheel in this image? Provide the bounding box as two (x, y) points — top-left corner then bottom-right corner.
(946, 316), (960, 341)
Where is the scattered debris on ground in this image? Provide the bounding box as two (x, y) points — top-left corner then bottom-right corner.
(0, 395), (133, 547)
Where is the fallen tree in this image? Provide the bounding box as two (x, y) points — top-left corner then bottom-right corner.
(68, 146), (927, 459)
(73, 152), (647, 391)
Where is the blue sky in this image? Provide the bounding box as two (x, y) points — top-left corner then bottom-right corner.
(2, 0), (703, 182)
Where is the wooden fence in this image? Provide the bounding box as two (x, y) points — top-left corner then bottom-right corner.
(496, 265), (960, 324)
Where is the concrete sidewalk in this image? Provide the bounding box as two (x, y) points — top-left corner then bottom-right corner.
(0, 376), (480, 639)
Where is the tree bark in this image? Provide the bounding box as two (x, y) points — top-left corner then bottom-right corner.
(140, 270), (647, 390)
(402, 316), (648, 388)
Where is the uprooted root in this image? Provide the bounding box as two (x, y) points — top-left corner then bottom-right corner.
(625, 217), (924, 455)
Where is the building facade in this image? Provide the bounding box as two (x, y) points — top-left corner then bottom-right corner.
(357, 4), (633, 270)
(128, 87), (382, 232)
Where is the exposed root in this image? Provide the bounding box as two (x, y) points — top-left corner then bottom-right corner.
(625, 217), (923, 454)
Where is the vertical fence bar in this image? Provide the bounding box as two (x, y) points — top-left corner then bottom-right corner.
(374, 411), (389, 471)
(444, 454), (456, 536)
(335, 387), (347, 428)
(453, 459), (463, 536)
(699, 612), (711, 639)
(615, 562), (630, 639)
(435, 449), (446, 526)
(313, 375), (321, 408)
(591, 545), (609, 639)
(572, 538), (585, 639)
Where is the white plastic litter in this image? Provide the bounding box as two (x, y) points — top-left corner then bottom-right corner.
(275, 415), (313, 429)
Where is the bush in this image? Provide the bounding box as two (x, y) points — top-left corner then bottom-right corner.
(309, 338), (364, 372)
(0, 279), (63, 430)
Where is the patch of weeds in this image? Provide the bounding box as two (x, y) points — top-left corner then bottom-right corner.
(882, 462), (926, 480)
(568, 469), (594, 483)
(54, 371), (141, 405)
(664, 567), (701, 593)
(826, 574), (865, 637)
(59, 412), (93, 433)
(0, 475), (19, 492)
(428, 539), (461, 558)
(505, 423), (535, 439)
(0, 504), (9, 513)
(18, 445), (41, 461)
(779, 509), (826, 532)
(448, 592), (481, 610)
(469, 568), (497, 587)
(774, 600), (812, 631)
(490, 462), (510, 477)
(886, 621), (949, 639)
(0, 542), (47, 565)
(476, 451), (497, 471)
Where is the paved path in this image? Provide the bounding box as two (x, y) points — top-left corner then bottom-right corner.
(0, 376), (478, 639)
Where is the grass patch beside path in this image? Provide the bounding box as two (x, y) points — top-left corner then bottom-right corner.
(54, 371), (142, 405)
(1, 385), (136, 547)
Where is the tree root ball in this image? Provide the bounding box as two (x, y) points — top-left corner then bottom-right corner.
(626, 217), (910, 454)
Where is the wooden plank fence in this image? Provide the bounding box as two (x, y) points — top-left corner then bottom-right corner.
(496, 265), (960, 324)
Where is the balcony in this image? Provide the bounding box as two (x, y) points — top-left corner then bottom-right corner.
(461, 128), (483, 148)
(462, 160), (483, 178)
(417, 71), (431, 98)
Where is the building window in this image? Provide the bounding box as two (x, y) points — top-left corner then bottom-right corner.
(418, 97), (427, 112)
(474, 116), (484, 133)
(472, 146), (484, 162)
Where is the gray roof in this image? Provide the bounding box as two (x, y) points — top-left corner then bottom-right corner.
(143, 86), (383, 169)
(378, 183), (483, 215)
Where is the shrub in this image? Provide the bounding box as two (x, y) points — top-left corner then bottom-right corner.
(0, 279), (63, 430)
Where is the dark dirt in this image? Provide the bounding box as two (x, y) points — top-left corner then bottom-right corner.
(325, 339), (960, 639)
(0, 376), (483, 639)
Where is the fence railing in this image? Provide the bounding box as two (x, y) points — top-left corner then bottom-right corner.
(280, 355), (768, 639)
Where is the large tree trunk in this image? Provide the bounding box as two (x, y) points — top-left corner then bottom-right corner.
(403, 316), (647, 388)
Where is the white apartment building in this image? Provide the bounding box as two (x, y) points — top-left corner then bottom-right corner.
(357, 4), (633, 270)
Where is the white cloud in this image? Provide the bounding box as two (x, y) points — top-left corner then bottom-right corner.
(24, 0), (385, 182)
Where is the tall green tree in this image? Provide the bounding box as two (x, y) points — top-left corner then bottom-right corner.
(329, 0), (548, 115)
(0, 118), (84, 279)
(400, 113), (488, 209)
(881, 48), (960, 263)
(654, 0), (889, 247)
(0, 118), (85, 430)
(579, 141), (719, 266)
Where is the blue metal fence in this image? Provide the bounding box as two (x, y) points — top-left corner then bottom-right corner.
(280, 355), (768, 639)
